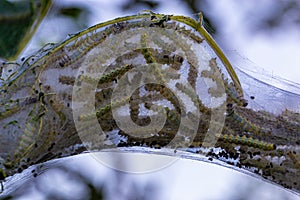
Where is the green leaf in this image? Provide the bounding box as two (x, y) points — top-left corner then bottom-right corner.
(0, 0), (52, 60)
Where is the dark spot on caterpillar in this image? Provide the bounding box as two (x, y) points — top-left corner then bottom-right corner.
(48, 143), (55, 151)
(227, 103), (233, 108)
(59, 62), (64, 67)
(248, 151), (253, 159)
(38, 92), (44, 101)
(264, 169), (271, 176)
(229, 151), (235, 159)
(0, 172), (5, 181)
(178, 56), (183, 63)
(44, 85), (51, 91)
(117, 142), (127, 147)
(250, 96), (255, 100)
(134, 141), (140, 146)
(150, 141), (157, 147)
(21, 57), (25, 61)
(227, 161), (234, 165)
(233, 153), (239, 160)
(21, 164), (28, 170)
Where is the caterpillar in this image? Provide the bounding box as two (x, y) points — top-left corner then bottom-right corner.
(79, 64), (134, 85)
(227, 106), (270, 135)
(216, 133), (276, 151)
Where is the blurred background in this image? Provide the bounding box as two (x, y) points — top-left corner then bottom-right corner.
(1, 0), (300, 199)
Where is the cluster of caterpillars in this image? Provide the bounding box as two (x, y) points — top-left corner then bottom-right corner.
(1, 11), (299, 194)
(61, 12), (279, 153)
(73, 13), (278, 154)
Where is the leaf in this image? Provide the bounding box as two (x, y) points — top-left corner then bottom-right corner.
(0, 0), (51, 60)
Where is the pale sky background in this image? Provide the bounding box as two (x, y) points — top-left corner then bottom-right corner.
(210, 0), (300, 85)
(16, 0), (300, 199)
